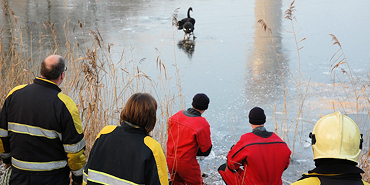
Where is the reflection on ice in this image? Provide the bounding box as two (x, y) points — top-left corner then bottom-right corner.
(177, 39), (195, 58)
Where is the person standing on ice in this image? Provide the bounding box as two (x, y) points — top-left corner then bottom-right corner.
(166, 93), (212, 185)
(291, 111), (370, 185)
(218, 107), (291, 185)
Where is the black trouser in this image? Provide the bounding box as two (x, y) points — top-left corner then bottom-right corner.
(10, 167), (70, 185)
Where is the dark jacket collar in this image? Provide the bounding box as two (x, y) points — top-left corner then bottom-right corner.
(299, 160), (364, 180)
(34, 77), (61, 92)
(310, 159), (364, 174)
(252, 126), (273, 138)
(121, 121), (147, 135)
(183, 108), (202, 117)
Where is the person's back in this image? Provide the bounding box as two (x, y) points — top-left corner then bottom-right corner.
(0, 55), (86, 185)
(218, 107), (291, 185)
(167, 109), (210, 161)
(85, 124), (168, 185)
(6, 79), (79, 165)
(83, 93), (168, 185)
(166, 93), (212, 185)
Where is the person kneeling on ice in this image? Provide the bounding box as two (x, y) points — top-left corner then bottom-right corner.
(218, 107), (291, 185)
(291, 111), (370, 185)
(167, 93), (212, 185)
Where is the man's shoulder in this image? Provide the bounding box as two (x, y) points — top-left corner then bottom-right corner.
(6, 84), (28, 99)
(57, 92), (77, 106)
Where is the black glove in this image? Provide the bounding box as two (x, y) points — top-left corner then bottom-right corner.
(72, 174), (82, 185)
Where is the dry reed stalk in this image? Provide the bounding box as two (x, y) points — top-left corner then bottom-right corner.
(258, 11), (311, 160)
(0, 1), (180, 160)
(257, 19), (289, 142)
(283, 0), (311, 159)
(329, 35), (370, 181)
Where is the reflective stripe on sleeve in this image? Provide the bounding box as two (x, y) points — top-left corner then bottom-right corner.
(72, 165), (84, 176)
(87, 169), (140, 185)
(0, 152), (10, 159)
(0, 128), (8, 137)
(8, 122), (62, 140)
(64, 137), (86, 153)
(12, 157), (67, 171)
(83, 171), (88, 184)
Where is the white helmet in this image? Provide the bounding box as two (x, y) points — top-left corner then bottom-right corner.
(310, 111), (363, 163)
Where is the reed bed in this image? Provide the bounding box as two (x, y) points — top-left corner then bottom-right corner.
(0, 2), (181, 157)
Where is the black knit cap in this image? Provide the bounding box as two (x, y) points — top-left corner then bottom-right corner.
(248, 107), (266, 125)
(192, 93), (210, 110)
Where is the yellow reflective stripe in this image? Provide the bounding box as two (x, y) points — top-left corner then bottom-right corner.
(144, 137), (169, 185)
(8, 122), (61, 140)
(64, 137), (86, 153)
(35, 77), (56, 85)
(83, 171), (88, 184)
(57, 93), (83, 134)
(5, 84), (27, 99)
(87, 169), (140, 185)
(0, 128), (8, 137)
(12, 157), (67, 171)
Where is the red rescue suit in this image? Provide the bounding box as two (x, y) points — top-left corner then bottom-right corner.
(219, 129), (291, 185)
(166, 109), (212, 185)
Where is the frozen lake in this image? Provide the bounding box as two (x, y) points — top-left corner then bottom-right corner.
(2, 0), (370, 183)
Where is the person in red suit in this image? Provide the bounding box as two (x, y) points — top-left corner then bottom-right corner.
(166, 93), (212, 185)
(218, 107), (291, 185)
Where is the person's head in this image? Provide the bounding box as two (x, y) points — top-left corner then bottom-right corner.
(248, 107), (266, 128)
(40, 55), (66, 86)
(192, 93), (210, 112)
(309, 111), (363, 164)
(120, 93), (157, 135)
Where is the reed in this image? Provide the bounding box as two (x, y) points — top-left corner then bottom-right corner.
(259, 1), (370, 182)
(329, 34), (370, 180)
(0, 1), (179, 159)
(257, 0), (311, 160)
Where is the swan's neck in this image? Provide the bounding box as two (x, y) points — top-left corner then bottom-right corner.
(187, 9), (191, 18)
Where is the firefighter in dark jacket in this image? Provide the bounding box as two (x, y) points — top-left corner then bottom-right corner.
(83, 93), (169, 185)
(291, 111), (370, 185)
(167, 93), (212, 185)
(218, 107), (291, 185)
(0, 55), (86, 185)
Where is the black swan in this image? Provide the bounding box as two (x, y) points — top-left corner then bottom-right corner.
(177, 7), (196, 39)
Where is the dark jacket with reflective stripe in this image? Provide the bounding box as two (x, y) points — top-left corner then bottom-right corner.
(83, 122), (168, 185)
(0, 77), (86, 176)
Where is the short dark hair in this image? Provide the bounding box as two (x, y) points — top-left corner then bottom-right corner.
(120, 93), (157, 135)
(40, 57), (65, 80)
